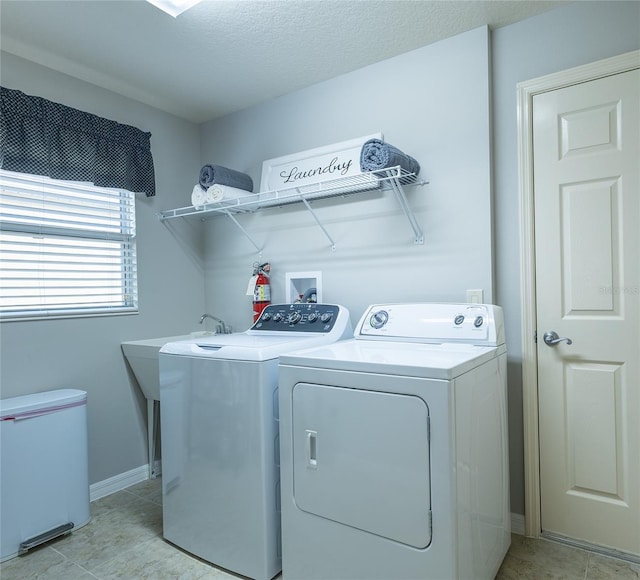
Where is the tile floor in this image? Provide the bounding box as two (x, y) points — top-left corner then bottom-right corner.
(1, 477), (638, 579)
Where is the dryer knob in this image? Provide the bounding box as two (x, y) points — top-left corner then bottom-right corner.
(370, 310), (389, 329)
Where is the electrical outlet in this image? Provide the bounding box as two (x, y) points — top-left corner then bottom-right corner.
(466, 289), (484, 304)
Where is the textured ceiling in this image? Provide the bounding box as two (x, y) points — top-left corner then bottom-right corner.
(1, 0), (566, 123)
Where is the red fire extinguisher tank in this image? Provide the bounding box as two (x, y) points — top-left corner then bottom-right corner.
(252, 262), (271, 322)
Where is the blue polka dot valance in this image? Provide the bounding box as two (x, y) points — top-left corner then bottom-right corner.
(0, 87), (156, 196)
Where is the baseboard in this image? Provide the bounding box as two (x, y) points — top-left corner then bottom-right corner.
(511, 512), (525, 536)
(89, 464), (149, 502)
(90, 460), (162, 502)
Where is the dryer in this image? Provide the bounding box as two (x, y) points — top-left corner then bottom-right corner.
(159, 303), (351, 580)
(278, 303), (510, 580)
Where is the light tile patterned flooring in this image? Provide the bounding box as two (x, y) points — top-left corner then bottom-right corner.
(1, 477), (638, 579)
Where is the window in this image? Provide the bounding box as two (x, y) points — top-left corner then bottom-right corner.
(0, 170), (138, 320)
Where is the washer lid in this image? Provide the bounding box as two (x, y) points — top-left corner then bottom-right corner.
(160, 332), (345, 362)
(279, 339), (504, 379)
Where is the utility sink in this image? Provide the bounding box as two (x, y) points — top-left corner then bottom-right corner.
(121, 331), (214, 479)
(121, 331), (213, 401)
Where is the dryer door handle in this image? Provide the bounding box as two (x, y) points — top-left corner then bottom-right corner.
(306, 430), (318, 469)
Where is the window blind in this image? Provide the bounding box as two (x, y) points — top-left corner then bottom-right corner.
(0, 170), (138, 320)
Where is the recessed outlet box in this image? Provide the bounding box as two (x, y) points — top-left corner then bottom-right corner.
(466, 289), (484, 304)
(286, 271), (322, 303)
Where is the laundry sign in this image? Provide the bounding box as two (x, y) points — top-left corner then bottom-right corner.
(260, 133), (382, 192)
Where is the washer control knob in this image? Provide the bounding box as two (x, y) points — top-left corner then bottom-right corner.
(320, 312), (333, 324)
(308, 312), (319, 323)
(288, 311), (302, 324)
(474, 316), (484, 328)
(370, 310), (389, 329)
(273, 312), (283, 322)
(261, 312), (272, 321)
(454, 315), (465, 326)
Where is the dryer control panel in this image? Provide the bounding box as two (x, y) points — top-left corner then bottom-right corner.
(251, 303), (341, 333)
(356, 303), (504, 346)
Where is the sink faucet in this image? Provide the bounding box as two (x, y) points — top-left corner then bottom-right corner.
(199, 313), (231, 334)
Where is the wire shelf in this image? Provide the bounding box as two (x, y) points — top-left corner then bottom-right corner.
(158, 166), (427, 251)
(157, 166), (423, 221)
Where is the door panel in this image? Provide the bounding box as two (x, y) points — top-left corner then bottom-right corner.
(292, 382), (431, 549)
(561, 178), (618, 313)
(565, 362), (624, 498)
(533, 69), (639, 555)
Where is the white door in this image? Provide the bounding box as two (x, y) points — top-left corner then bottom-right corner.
(533, 68), (639, 555)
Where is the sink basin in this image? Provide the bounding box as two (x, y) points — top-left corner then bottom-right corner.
(121, 332), (213, 400)
(122, 332), (215, 479)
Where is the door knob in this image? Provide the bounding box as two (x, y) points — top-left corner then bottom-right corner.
(543, 331), (573, 346)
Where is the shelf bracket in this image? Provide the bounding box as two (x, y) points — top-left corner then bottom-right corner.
(386, 172), (424, 244)
(223, 211), (262, 254)
(299, 195), (337, 251)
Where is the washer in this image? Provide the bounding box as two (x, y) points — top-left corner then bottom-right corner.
(278, 303), (510, 580)
(159, 303), (352, 580)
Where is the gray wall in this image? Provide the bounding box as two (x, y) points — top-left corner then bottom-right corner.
(0, 53), (205, 484)
(492, 0), (640, 515)
(200, 26), (493, 333)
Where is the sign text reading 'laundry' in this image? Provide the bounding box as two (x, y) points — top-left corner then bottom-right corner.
(280, 157), (353, 184)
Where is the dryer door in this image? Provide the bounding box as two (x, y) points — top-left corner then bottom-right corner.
(292, 383), (431, 548)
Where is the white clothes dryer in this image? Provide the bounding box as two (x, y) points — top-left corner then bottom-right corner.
(278, 303), (510, 580)
(159, 303), (351, 580)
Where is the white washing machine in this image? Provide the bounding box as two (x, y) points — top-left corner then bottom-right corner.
(159, 303), (351, 580)
(278, 303), (510, 580)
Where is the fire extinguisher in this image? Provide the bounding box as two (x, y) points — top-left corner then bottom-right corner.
(252, 262), (271, 322)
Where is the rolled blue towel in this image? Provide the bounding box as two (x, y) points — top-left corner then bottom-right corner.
(199, 164), (253, 193)
(360, 139), (420, 175)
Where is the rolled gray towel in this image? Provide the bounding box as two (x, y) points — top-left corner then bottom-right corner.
(360, 139), (420, 175)
(199, 164), (253, 192)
